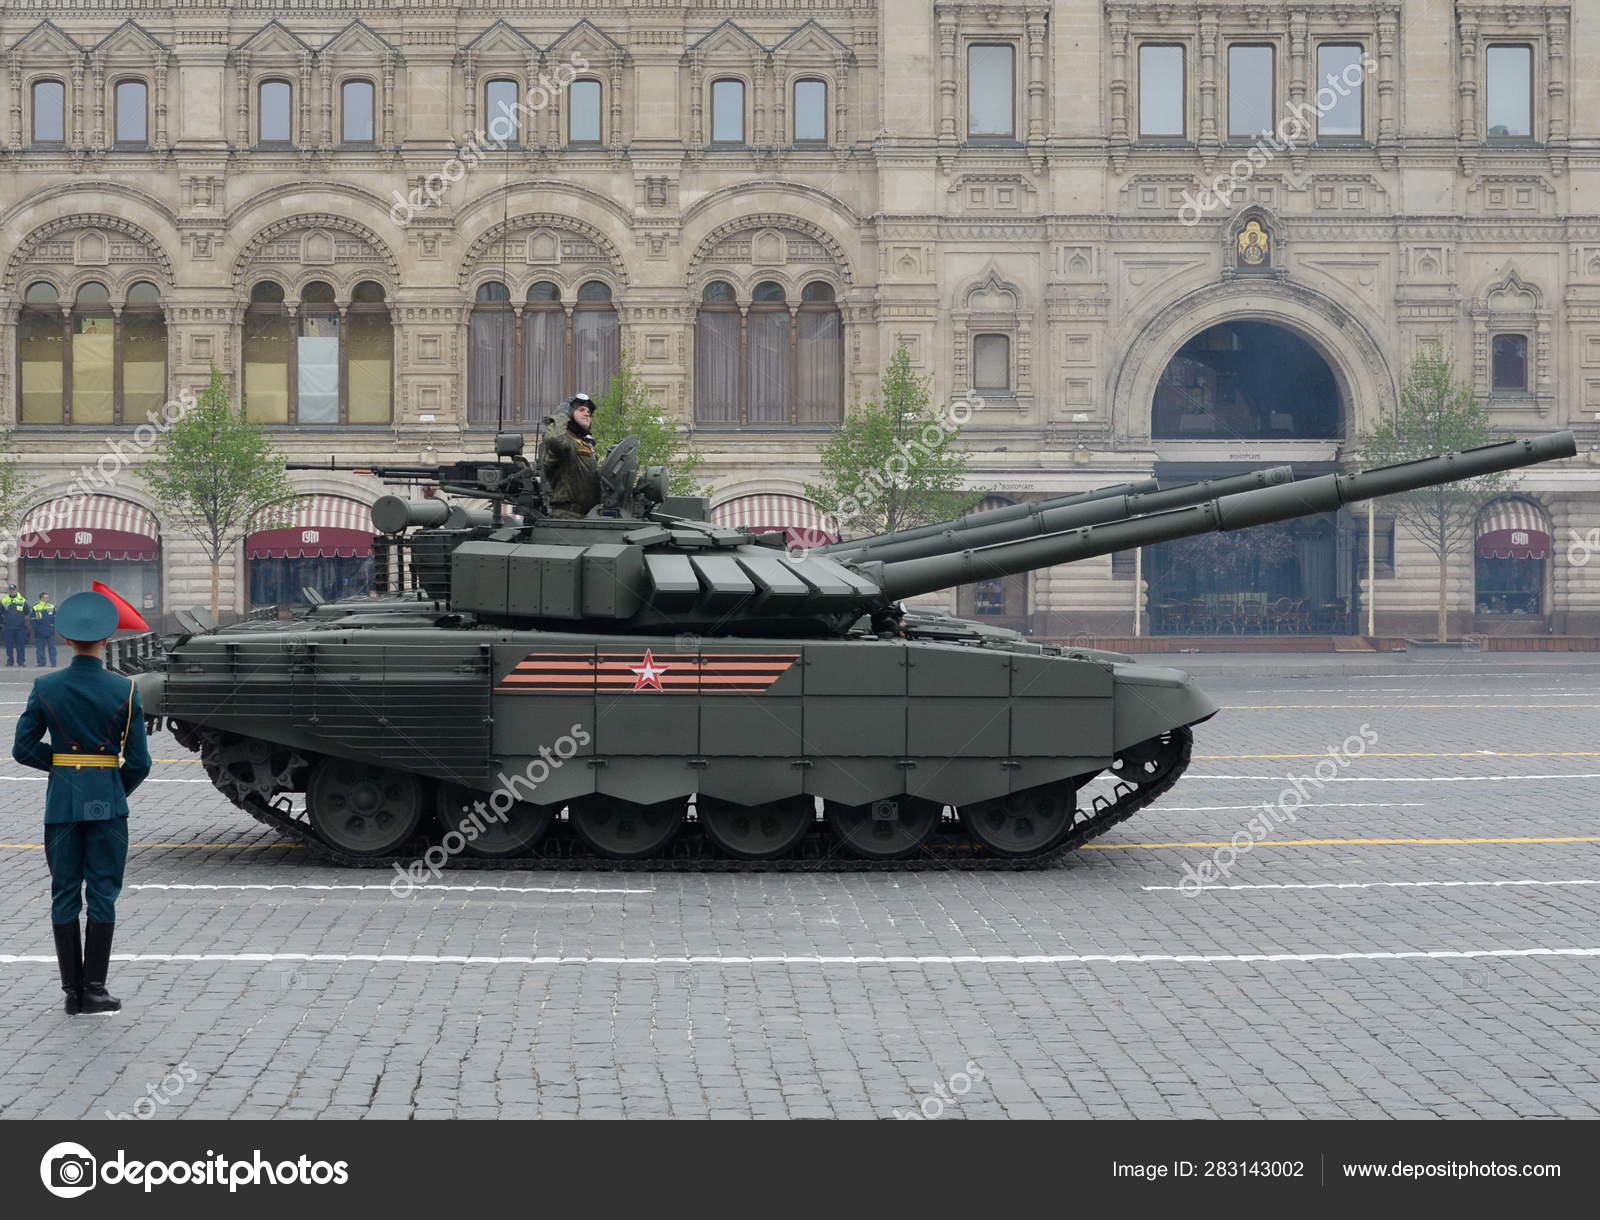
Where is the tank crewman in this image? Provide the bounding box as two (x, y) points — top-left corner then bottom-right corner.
(541, 392), (603, 519)
(1, 584), (28, 666)
(12, 591), (152, 1015)
(30, 593), (57, 668)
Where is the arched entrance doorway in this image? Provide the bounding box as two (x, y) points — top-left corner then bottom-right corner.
(1144, 322), (1355, 635)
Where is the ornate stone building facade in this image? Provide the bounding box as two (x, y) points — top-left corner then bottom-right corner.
(1, 1), (1596, 636)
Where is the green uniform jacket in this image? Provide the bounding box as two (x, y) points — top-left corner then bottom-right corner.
(12, 656), (152, 824)
(542, 423), (601, 519)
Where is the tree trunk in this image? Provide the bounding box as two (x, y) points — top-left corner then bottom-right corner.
(1436, 552), (1448, 643)
(210, 562), (220, 619)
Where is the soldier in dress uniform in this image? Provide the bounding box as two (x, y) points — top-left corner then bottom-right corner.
(541, 393), (603, 519)
(12, 591), (152, 1014)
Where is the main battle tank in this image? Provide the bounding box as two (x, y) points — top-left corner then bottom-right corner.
(133, 428), (1576, 870)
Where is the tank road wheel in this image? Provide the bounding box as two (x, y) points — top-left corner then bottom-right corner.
(826, 796), (941, 860)
(570, 795), (684, 860)
(436, 782), (554, 859)
(1111, 728), (1191, 789)
(960, 780), (1082, 859)
(306, 759), (426, 857)
(699, 795), (815, 860)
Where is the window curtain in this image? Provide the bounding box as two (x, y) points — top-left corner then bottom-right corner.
(346, 311), (392, 423)
(695, 310), (740, 423)
(522, 309), (565, 419)
(296, 314), (340, 423)
(468, 311), (515, 424)
(121, 314), (166, 420)
(19, 313), (63, 423)
(243, 312), (290, 422)
(71, 318), (115, 423)
(573, 308), (620, 402)
(797, 309), (842, 423)
(747, 309), (792, 423)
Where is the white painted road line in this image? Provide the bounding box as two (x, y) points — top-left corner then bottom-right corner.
(1143, 878), (1600, 893)
(128, 882), (654, 895)
(1153, 803), (1426, 812)
(3, 948), (1600, 967)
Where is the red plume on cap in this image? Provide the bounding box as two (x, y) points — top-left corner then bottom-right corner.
(91, 581), (151, 631)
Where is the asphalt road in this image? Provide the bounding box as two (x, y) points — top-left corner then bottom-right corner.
(2, 652), (1598, 1120)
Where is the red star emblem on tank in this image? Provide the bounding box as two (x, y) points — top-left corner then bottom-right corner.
(628, 649), (670, 691)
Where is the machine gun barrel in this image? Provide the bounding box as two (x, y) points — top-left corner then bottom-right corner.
(872, 432), (1577, 602)
(815, 477), (1161, 558)
(833, 466), (1293, 565)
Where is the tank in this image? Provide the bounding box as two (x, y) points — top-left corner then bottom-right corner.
(131, 428), (1577, 870)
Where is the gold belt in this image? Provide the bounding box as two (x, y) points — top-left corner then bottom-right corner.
(52, 753), (119, 768)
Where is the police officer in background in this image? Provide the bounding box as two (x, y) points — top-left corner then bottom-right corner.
(30, 591), (57, 667)
(0, 584), (28, 666)
(541, 392), (602, 519)
(12, 591), (151, 1014)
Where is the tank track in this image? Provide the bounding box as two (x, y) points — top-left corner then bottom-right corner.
(191, 728), (1191, 873)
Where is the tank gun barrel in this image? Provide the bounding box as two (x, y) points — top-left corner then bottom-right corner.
(872, 432), (1577, 602)
(815, 477), (1160, 558)
(834, 466), (1293, 565)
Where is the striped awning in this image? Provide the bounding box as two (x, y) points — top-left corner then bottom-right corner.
(1476, 498), (1551, 560)
(247, 495), (374, 559)
(20, 496), (160, 561)
(712, 493), (839, 549)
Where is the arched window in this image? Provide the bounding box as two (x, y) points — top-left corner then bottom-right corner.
(470, 279), (621, 425)
(695, 280), (843, 425)
(694, 281), (740, 424)
(243, 280), (389, 424)
(16, 280), (166, 424)
(485, 78), (519, 142)
(32, 79), (65, 145)
(711, 78), (745, 144)
(793, 78), (828, 143)
(341, 80), (375, 144)
(115, 80), (148, 145)
(258, 79), (292, 144)
(568, 79), (602, 144)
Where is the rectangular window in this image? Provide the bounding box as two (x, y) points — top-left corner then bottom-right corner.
(1492, 334), (1529, 391)
(259, 81), (291, 144)
(794, 79), (827, 143)
(341, 80), (375, 144)
(968, 44), (1015, 138)
(973, 334), (1011, 393)
(1139, 45), (1185, 138)
(32, 80), (65, 144)
(711, 79), (745, 143)
(243, 313), (290, 422)
(18, 314), (63, 423)
(1316, 45), (1365, 137)
(346, 313), (392, 423)
(122, 314), (167, 419)
(115, 80), (147, 145)
(297, 315), (341, 422)
(1227, 45), (1274, 138)
(568, 79), (601, 144)
(1486, 45), (1533, 138)
(71, 316), (115, 424)
(485, 79), (519, 142)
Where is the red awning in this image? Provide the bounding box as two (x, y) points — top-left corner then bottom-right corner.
(247, 496), (374, 559)
(20, 497), (159, 560)
(711, 494), (839, 549)
(1476, 498), (1551, 560)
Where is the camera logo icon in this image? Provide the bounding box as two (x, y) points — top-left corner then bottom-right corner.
(40, 1141), (97, 1198)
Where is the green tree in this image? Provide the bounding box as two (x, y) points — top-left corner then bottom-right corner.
(1357, 355), (1513, 642)
(805, 343), (981, 537)
(0, 429), (34, 578)
(589, 352), (707, 497)
(142, 368), (296, 617)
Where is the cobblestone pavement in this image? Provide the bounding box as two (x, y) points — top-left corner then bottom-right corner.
(2, 653), (1598, 1120)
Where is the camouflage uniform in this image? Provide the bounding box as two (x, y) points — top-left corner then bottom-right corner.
(543, 423), (602, 519)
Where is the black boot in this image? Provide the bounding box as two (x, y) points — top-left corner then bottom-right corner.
(51, 922), (82, 1015)
(81, 921), (120, 1014)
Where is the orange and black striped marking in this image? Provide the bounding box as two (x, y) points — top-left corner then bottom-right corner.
(496, 650), (800, 695)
